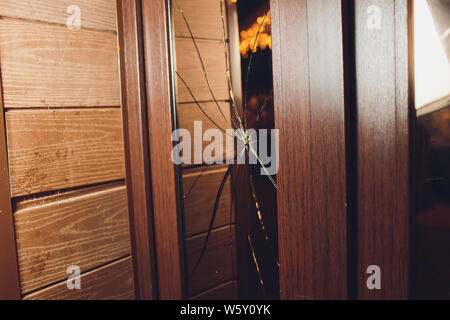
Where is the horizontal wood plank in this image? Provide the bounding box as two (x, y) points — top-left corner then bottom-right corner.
(182, 166), (233, 237)
(172, 0), (227, 40)
(186, 225), (237, 296)
(191, 280), (238, 300)
(0, 0), (117, 32)
(178, 101), (232, 131)
(175, 38), (230, 103)
(23, 257), (135, 300)
(0, 18), (120, 108)
(6, 108), (125, 197)
(15, 183), (131, 293)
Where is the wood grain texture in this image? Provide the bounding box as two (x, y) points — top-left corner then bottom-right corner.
(14, 183), (131, 293)
(0, 18), (120, 108)
(0, 74), (21, 300)
(177, 101), (232, 131)
(116, 0), (157, 300)
(354, 0), (411, 299)
(271, 0), (348, 299)
(142, 0), (184, 299)
(172, 0), (227, 40)
(191, 280), (238, 300)
(178, 101), (234, 165)
(306, 0), (348, 298)
(6, 108), (125, 197)
(23, 257), (135, 300)
(175, 38), (230, 103)
(0, 0), (117, 32)
(182, 165), (233, 237)
(186, 225), (237, 296)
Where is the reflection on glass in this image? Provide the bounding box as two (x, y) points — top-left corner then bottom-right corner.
(415, 0), (450, 108)
(169, 0), (278, 299)
(414, 0), (450, 299)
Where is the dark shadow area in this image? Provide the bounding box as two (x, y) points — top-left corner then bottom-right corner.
(237, 0), (279, 300)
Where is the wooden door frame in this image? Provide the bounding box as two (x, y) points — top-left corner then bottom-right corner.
(117, 0), (184, 300)
(270, 0), (413, 300)
(118, 0), (253, 300)
(353, 0), (413, 300)
(270, 0), (349, 300)
(116, 0), (158, 300)
(0, 75), (21, 300)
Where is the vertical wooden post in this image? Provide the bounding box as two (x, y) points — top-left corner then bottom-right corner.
(117, 0), (158, 300)
(354, 0), (412, 299)
(141, 0), (185, 300)
(0, 76), (21, 300)
(271, 0), (349, 299)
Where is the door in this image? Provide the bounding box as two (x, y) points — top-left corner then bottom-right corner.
(118, 0), (450, 301)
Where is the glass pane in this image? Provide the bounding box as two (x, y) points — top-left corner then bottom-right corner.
(169, 0), (278, 299)
(414, 0), (450, 299)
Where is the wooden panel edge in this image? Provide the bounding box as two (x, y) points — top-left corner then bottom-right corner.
(0, 68), (21, 300)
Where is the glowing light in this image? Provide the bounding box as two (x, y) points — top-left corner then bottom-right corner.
(239, 11), (271, 58)
(415, 0), (450, 108)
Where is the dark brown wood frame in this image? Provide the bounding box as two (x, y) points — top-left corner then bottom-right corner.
(271, 0), (349, 300)
(117, 0), (184, 300)
(0, 75), (21, 300)
(116, 0), (158, 300)
(141, 0), (184, 300)
(354, 0), (413, 300)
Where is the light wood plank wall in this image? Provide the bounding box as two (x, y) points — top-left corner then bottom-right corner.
(172, 0), (238, 299)
(0, 1), (134, 299)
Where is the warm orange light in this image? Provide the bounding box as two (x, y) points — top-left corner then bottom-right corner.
(240, 11), (271, 58)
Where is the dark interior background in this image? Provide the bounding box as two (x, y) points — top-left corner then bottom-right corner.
(237, 0), (279, 300)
